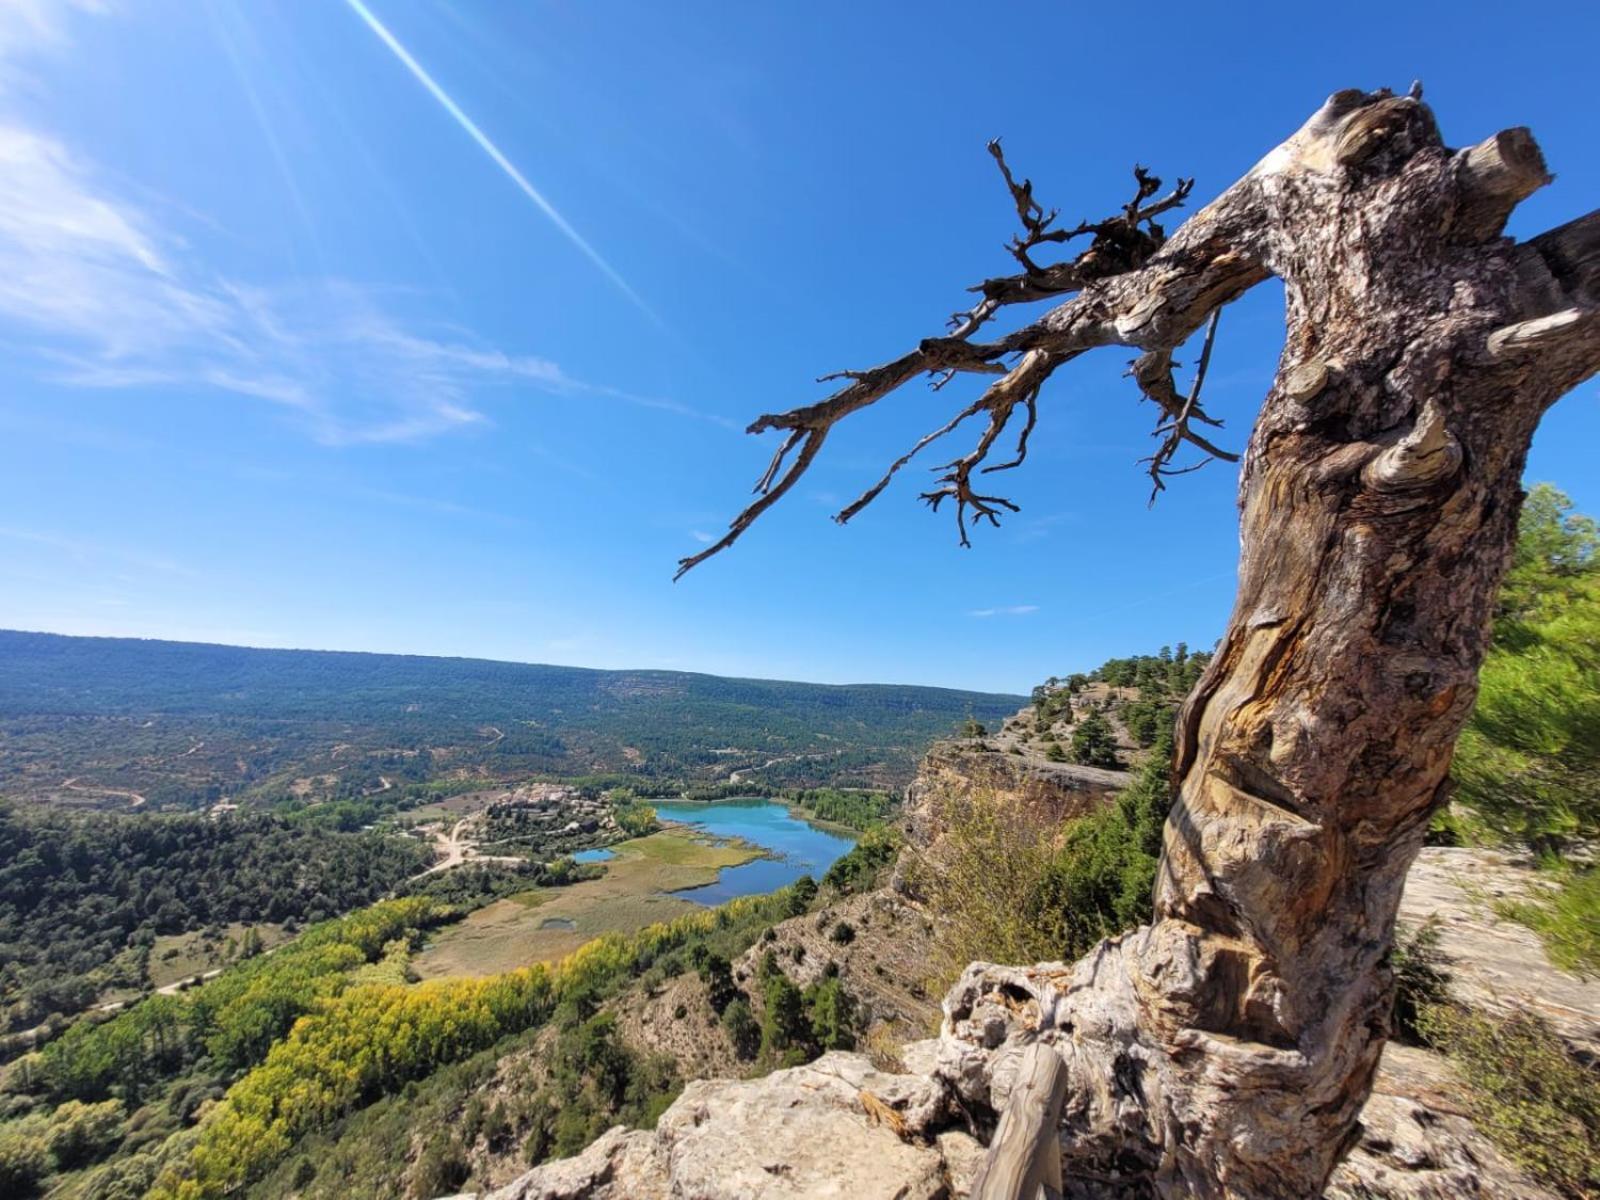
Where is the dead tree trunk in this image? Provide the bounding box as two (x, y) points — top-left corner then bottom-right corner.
(679, 88), (1600, 1198)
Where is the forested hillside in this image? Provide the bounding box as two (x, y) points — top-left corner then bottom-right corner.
(0, 634), (1022, 806)
(0, 807), (431, 1032)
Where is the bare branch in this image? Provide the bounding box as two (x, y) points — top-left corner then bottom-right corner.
(675, 134), (1272, 578)
(674, 428), (828, 580)
(921, 483), (1020, 548)
(1452, 128), (1550, 242)
(1526, 207), (1600, 306)
(942, 148), (1198, 342)
(753, 428), (805, 494)
(1134, 309), (1237, 501)
(982, 390), (1039, 474)
(835, 350), (1061, 526)
(929, 361), (1008, 391)
(834, 397), (990, 524)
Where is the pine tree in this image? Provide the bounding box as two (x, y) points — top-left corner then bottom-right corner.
(1068, 710), (1120, 769)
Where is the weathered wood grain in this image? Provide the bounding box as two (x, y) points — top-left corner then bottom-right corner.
(969, 1041), (1070, 1200)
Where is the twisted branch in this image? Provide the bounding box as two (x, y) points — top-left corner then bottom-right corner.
(1131, 309), (1237, 501)
(675, 135), (1270, 579)
(947, 148), (1197, 340)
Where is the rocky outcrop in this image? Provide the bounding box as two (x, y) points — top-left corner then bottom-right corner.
(478, 1050), (980, 1200)
(1330, 1044), (1560, 1200)
(902, 738), (1125, 856)
(1397, 845), (1598, 1055)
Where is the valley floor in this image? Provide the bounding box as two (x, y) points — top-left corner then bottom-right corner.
(412, 828), (762, 978)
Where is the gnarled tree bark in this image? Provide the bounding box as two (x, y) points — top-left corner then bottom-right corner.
(680, 87), (1600, 1198)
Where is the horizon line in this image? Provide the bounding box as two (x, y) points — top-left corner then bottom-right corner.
(0, 625), (1031, 698)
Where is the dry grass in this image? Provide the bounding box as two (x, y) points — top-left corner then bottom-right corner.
(904, 786), (1066, 988)
(411, 829), (762, 980)
(860, 1090), (910, 1139)
(147, 922), (291, 989)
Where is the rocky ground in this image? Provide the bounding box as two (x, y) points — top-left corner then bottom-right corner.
(468, 1046), (980, 1200)
(1396, 846), (1597, 1055)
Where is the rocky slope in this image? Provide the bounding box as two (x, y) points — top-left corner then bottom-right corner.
(452, 746), (1593, 1200)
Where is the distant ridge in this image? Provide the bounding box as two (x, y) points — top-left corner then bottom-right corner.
(0, 629), (1023, 805)
(0, 627), (1011, 701)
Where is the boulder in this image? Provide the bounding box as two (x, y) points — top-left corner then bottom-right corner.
(481, 1053), (967, 1200)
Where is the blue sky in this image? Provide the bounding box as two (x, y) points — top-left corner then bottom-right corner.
(1, 0), (1596, 695)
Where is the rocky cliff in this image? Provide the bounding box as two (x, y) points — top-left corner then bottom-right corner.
(901, 735), (1127, 854)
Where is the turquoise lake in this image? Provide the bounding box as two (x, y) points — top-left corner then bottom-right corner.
(651, 798), (857, 905)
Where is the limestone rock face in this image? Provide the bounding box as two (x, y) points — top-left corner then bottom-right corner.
(1328, 1044), (1560, 1200)
(898, 739), (1124, 894)
(481, 1127), (664, 1200)
(1397, 846), (1598, 1055)
(483, 1052), (974, 1200)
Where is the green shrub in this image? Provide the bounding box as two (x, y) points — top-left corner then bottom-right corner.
(1453, 485), (1599, 853)
(1038, 731), (1170, 957)
(1388, 919), (1451, 1044)
(1496, 866), (1600, 978)
(721, 999), (760, 1060)
(783, 791), (897, 832)
(1417, 1005), (1599, 1199)
(0, 1120), (49, 1197)
(822, 827), (900, 895)
(409, 1132), (468, 1200)
(919, 734), (1171, 975)
(519, 1012), (681, 1169)
(786, 875), (818, 915)
(759, 970), (808, 1061)
(803, 977), (855, 1051)
(609, 791), (661, 838)
(45, 1097), (125, 1169)
(694, 952), (737, 1013)
(1067, 710), (1121, 769)
(913, 784), (1064, 973)
(1121, 697), (1174, 748)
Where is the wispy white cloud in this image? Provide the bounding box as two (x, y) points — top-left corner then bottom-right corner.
(1011, 512), (1080, 545)
(690, 529), (714, 544)
(0, 0), (105, 95)
(347, 484), (524, 526)
(0, 120), (722, 443)
(968, 604), (1039, 618)
(0, 4), (706, 444)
